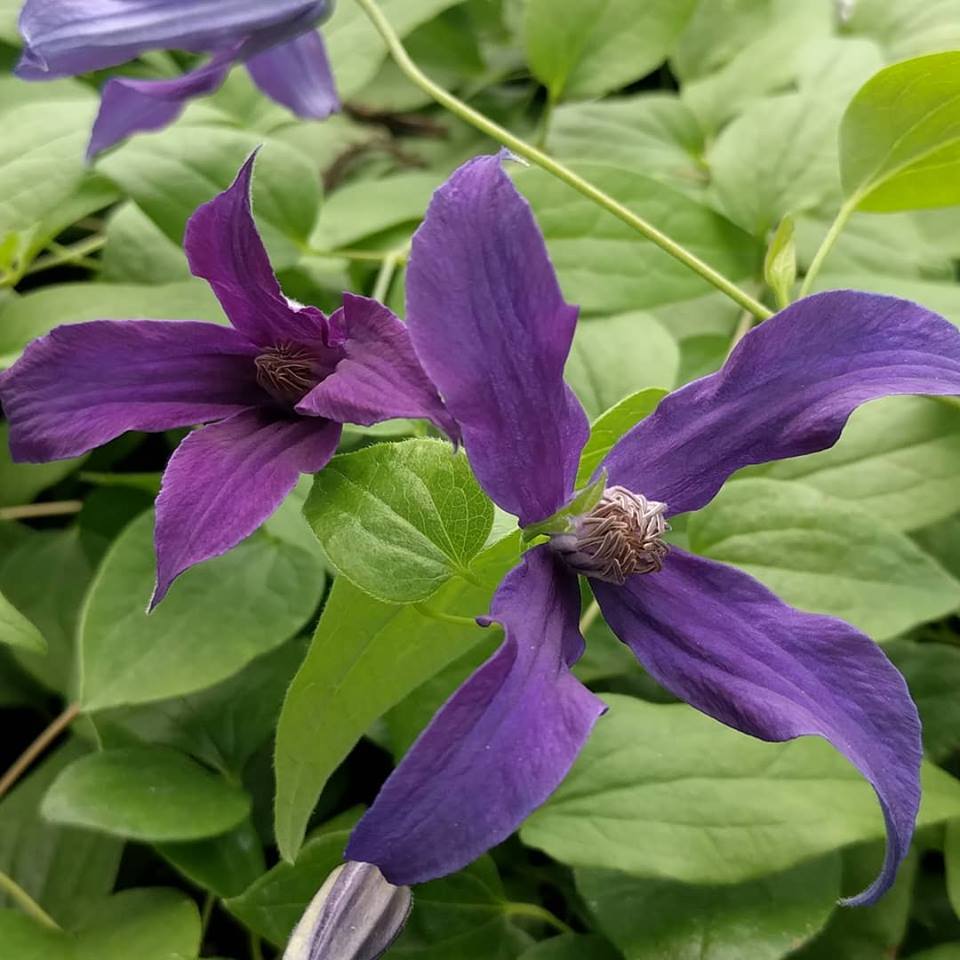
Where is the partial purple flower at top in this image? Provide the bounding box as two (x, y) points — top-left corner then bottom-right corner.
(16, 0), (340, 158)
(346, 153), (960, 905)
(0, 153), (455, 608)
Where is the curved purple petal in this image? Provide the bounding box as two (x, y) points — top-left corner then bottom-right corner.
(0, 319), (261, 462)
(184, 154), (329, 347)
(602, 291), (960, 516)
(152, 409), (340, 607)
(86, 50), (235, 159)
(592, 548), (922, 906)
(405, 153), (588, 526)
(17, 0), (331, 78)
(247, 30), (339, 119)
(296, 293), (458, 438)
(346, 546), (606, 885)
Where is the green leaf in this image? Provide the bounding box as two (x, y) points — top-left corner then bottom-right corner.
(521, 695), (960, 884)
(763, 217), (797, 310)
(813, 271), (960, 328)
(304, 439), (493, 604)
(547, 94), (707, 196)
(840, 51), (960, 212)
(0, 887), (201, 960)
(518, 935), (620, 960)
(688, 479), (960, 640)
(274, 535), (517, 861)
(566, 313), (678, 421)
(0, 742), (122, 929)
(914, 515), (960, 581)
(577, 389), (668, 487)
(0, 281), (224, 366)
(887, 642), (960, 762)
(525, 0), (698, 101)
(515, 163), (761, 315)
(100, 203), (192, 285)
(0, 423), (86, 508)
(755, 396), (960, 530)
(78, 507), (325, 711)
(948, 820), (960, 921)
(847, 0), (960, 61)
(41, 746), (251, 842)
(576, 855), (840, 960)
(907, 947), (960, 960)
(98, 130), (320, 269)
(0, 590), (45, 653)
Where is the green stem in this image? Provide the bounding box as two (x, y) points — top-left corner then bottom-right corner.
(25, 235), (106, 277)
(249, 932), (264, 960)
(308, 246), (410, 264)
(200, 892), (215, 938)
(0, 703), (80, 800)
(504, 901), (573, 936)
(372, 244), (409, 303)
(413, 602), (478, 628)
(350, 0), (772, 322)
(0, 500), (84, 522)
(579, 599), (601, 635)
(798, 196), (858, 298)
(0, 871), (60, 930)
(726, 309), (755, 357)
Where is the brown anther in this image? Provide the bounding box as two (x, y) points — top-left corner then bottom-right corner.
(255, 344), (322, 404)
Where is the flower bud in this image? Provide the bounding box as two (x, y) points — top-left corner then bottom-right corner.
(283, 861), (412, 960)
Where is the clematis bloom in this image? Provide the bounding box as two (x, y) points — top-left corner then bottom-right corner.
(345, 153), (960, 905)
(16, 0), (339, 157)
(0, 155), (454, 608)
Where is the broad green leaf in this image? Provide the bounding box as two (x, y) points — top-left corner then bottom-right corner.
(98, 129), (320, 269)
(304, 439), (493, 603)
(0, 742), (122, 929)
(158, 819), (265, 900)
(0, 423), (86, 508)
(764, 217), (797, 309)
(948, 820), (960, 921)
(515, 164), (761, 314)
(0, 888), (200, 960)
(576, 855), (840, 960)
(814, 271), (960, 328)
(755, 396), (960, 530)
(790, 845), (917, 960)
(518, 935), (620, 960)
(576, 388), (668, 487)
(887, 641), (960, 762)
(274, 535), (517, 860)
(0, 589), (45, 653)
(0, 0), (18, 43)
(847, 0), (960, 61)
(547, 94), (707, 196)
(100, 203), (192, 284)
(525, 0), (697, 101)
(0, 281), (224, 366)
(521, 695), (960, 884)
(908, 948), (960, 960)
(42, 746), (251, 842)
(914, 515), (960, 581)
(688, 479), (960, 640)
(566, 313), (678, 421)
(840, 52), (960, 212)
(78, 508), (325, 711)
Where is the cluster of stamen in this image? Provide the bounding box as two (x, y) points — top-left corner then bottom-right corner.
(554, 486), (669, 584)
(255, 344), (323, 404)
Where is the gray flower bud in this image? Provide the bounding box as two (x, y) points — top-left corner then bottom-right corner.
(283, 861), (412, 960)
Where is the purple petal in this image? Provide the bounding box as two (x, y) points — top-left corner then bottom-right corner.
(592, 548), (921, 906)
(17, 0), (331, 78)
(346, 546), (606, 884)
(152, 409), (340, 607)
(184, 154), (330, 347)
(247, 30), (339, 119)
(602, 291), (960, 516)
(296, 293), (458, 437)
(0, 319), (261, 462)
(86, 50), (235, 159)
(406, 153), (589, 526)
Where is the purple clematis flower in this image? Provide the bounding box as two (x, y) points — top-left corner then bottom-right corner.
(16, 0), (340, 158)
(345, 153), (960, 905)
(0, 154), (454, 608)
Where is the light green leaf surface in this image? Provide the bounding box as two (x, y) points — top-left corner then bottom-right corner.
(0, 590), (45, 653)
(688, 479), (960, 640)
(304, 439), (493, 603)
(0, 423), (86, 509)
(522, 695), (960, 884)
(847, 0), (960, 61)
(518, 935), (620, 960)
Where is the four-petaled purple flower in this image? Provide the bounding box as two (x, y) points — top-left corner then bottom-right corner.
(0, 154), (455, 608)
(16, 0), (340, 158)
(345, 153), (960, 905)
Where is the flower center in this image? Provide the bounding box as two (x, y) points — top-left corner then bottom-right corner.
(551, 485), (669, 584)
(254, 344), (325, 405)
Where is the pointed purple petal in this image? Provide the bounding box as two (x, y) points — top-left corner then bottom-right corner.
(17, 0), (331, 77)
(152, 409), (340, 607)
(86, 51), (235, 159)
(346, 546), (606, 884)
(0, 320), (261, 462)
(593, 548), (921, 906)
(183, 154), (329, 347)
(296, 293), (458, 438)
(247, 30), (339, 119)
(602, 291), (960, 516)
(406, 153), (589, 526)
